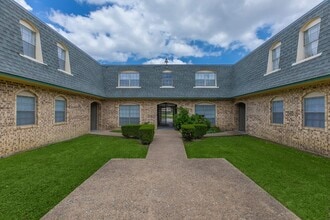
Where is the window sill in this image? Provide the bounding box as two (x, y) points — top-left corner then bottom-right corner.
(270, 123), (284, 126)
(116, 86), (141, 88)
(57, 69), (72, 76)
(160, 86), (175, 88)
(264, 68), (281, 76)
(292, 53), (322, 66)
(303, 126), (325, 131)
(54, 122), (67, 125)
(193, 86), (219, 88)
(19, 54), (47, 66)
(16, 124), (38, 129)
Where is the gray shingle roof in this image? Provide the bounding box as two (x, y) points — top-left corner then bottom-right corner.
(0, 0), (329, 99)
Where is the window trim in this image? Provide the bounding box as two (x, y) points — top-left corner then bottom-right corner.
(19, 20), (44, 64)
(118, 104), (141, 126)
(54, 96), (67, 124)
(161, 71), (174, 87)
(266, 42), (281, 75)
(117, 71), (141, 88)
(16, 90), (37, 127)
(294, 17), (321, 65)
(194, 103), (217, 126)
(57, 43), (72, 74)
(303, 92), (326, 129)
(194, 71), (218, 88)
(271, 98), (284, 125)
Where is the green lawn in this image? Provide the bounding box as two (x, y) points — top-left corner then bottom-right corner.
(0, 134), (147, 219)
(185, 135), (330, 220)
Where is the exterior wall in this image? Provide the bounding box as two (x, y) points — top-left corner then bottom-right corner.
(0, 79), (102, 157)
(101, 100), (236, 131)
(235, 82), (330, 156)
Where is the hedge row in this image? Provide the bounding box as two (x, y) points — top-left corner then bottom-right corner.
(181, 124), (208, 141)
(121, 124), (155, 145)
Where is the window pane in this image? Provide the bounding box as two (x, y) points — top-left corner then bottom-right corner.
(162, 74), (173, 86)
(195, 105), (216, 125)
(55, 100), (66, 122)
(119, 105), (140, 126)
(20, 25), (36, 58)
(304, 96), (325, 128)
(272, 100), (284, 124)
(58, 47), (66, 70)
(17, 96), (36, 126)
(119, 73), (139, 87)
(195, 72), (216, 86)
(304, 23), (320, 58)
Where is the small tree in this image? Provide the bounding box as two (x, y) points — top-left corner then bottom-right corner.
(173, 107), (190, 130)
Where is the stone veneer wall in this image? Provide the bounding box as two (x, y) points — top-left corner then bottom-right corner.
(0, 79), (102, 157)
(236, 82), (330, 156)
(101, 100), (236, 131)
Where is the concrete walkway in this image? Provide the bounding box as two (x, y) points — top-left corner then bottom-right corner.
(43, 130), (299, 220)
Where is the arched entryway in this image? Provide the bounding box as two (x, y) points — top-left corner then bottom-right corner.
(157, 103), (177, 128)
(90, 102), (100, 131)
(237, 102), (246, 132)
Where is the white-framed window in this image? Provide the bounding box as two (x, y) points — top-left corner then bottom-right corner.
(295, 18), (321, 64)
(118, 72), (140, 87)
(119, 105), (140, 126)
(195, 104), (216, 125)
(55, 97), (66, 123)
(16, 91), (36, 126)
(195, 71), (217, 87)
(161, 71), (173, 87)
(303, 93), (325, 128)
(266, 42), (281, 75)
(271, 98), (284, 124)
(57, 43), (71, 74)
(304, 22), (320, 58)
(19, 20), (43, 63)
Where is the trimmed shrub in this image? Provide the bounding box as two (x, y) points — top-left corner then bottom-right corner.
(193, 124), (208, 139)
(190, 114), (211, 130)
(139, 124), (155, 145)
(121, 124), (141, 138)
(181, 124), (195, 141)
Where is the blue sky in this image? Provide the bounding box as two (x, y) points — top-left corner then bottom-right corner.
(15, 0), (323, 65)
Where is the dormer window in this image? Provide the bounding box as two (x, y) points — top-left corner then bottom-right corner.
(161, 71), (174, 87)
(294, 18), (322, 65)
(194, 71), (217, 88)
(19, 20), (43, 63)
(266, 42), (281, 75)
(118, 71), (140, 88)
(304, 22), (320, 58)
(57, 43), (71, 74)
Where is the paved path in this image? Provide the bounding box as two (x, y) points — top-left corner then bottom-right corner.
(43, 130), (299, 220)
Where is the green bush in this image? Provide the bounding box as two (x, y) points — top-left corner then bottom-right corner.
(174, 107), (211, 130)
(181, 124), (195, 141)
(193, 124), (208, 139)
(190, 114), (211, 130)
(121, 124), (141, 138)
(173, 107), (190, 130)
(139, 124), (155, 145)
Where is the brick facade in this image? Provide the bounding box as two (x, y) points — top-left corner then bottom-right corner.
(101, 100), (236, 131)
(235, 81), (330, 156)
(0, 79), (102, 157)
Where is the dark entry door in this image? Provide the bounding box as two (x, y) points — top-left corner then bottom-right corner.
(157, 103), (177, 127)
(238, 103), (246, 131)
(91, 102), (98, 131)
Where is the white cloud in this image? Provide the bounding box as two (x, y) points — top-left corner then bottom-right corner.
(143, 58), (188, 65)
(14, 0), (32, 11)
(49, 0), (323, 63)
